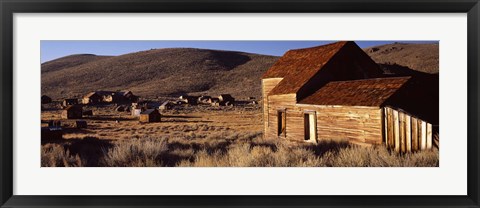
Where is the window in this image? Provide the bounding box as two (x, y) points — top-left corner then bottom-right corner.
(277, 110), (286, 137)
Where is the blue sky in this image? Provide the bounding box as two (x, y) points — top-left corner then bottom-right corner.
(41, 40), (438, 63)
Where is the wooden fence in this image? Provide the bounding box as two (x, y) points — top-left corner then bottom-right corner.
(383, 107), (433, 153)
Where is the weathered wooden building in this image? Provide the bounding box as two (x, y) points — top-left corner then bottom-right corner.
(61, 105), (83, 119)
(159, 101), (173, 110)
(139, 109), (161, 123)
(218, 94), (235, 103)
(262, 41), (436, 152)
(82, 92), (103, 104)
(62, 99), (78, 107)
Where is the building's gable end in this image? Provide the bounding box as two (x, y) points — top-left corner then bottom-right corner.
(296, 41), (384, 100)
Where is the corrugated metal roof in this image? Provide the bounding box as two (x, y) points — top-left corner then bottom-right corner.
(298, 77), (411, 107)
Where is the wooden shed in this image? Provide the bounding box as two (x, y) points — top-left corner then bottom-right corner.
(198, 96), (212, 104)
(62, 99), (78, 107)
(139, 109), (161, 123)
(61, 105), (83, 119)
(159, 101), (173, 110)
(82, 92), (103, 105)
(261, 41), (437, 152)
(218, 94), (235, 103)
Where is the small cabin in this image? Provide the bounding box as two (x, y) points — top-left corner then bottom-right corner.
(198, 96), (212, 104)
(131, 109), (142, 117)
(61, 105), (83, 119)
(62, 99), (78, 107)
(159, 101), (173, 110)
(179, 96), (198, 105)
(208, 98), (220, 104)
(218, 94), (235, 103)
(139, 109), (161, 123)
(82, 92), (103, 105)
(41, 95), (52, 104)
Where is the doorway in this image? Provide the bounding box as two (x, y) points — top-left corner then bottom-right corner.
(277, 109), (286, 137)
(304, 111), (317, 143)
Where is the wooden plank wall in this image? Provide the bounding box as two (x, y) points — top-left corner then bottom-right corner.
(265, 92), (383, 145)
(384, 107), (433, 153)
(262, 78), (284, 138)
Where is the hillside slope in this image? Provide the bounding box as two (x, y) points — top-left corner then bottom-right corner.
(41, 48), (279, 99)
(42, 54), (113, 74)
(364, 43), (439, 74)
(42, 43), (439, 100)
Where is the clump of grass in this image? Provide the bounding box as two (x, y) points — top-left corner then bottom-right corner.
(41, 144), (83, 167)
(42, 131), (439, 167)
(101, 137), (168, 167)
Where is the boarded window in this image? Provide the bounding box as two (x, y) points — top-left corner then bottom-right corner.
(277, 110), (286, 137)
(304, 112), (317, 142)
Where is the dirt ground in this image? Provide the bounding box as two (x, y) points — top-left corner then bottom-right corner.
(41, 102), (439, 167)
(41, 102), (263, 141)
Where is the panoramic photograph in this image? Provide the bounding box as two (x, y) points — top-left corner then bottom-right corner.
(40, 40), (439, 167)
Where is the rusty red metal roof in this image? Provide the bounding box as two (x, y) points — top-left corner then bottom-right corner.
(298, 77), (411, 107)
(263, 41), (350, 96)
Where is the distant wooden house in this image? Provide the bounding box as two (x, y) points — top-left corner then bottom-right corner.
(179, 95), (198, 105)
(159, 101), (173, 110)
(208, 98), (220, 104)
(139, 109), (161, 123)
(131, 108), (142, 117)
(198, 96), (212, 104)
(91, 90), (138, 103)
(62, 99), (78, 107)
(41, 95), (52, 104)
(218, 94), (235, 103)
(262, 41), (435, 153)
(82, 92), (103, 104)
(61, 105), (83, 119)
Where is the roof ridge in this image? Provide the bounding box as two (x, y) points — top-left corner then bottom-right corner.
(287, 41), (350, 53)
(324, 76), (412, 84)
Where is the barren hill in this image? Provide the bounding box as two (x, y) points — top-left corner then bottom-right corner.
(41, 54), (113, 74)
(41, 48), (279, 99)
(42, 43), (439, 100)
(364, 43), (439, 74)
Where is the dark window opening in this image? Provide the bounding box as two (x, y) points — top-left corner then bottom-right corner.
(277, 110), (286, 137)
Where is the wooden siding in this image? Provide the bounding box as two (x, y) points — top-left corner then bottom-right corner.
(262, 78), (284, 138)
(384, 106), (433, 153)
(265, 93), (383, 145)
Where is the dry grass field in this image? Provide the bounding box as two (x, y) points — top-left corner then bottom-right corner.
(41, 102), (439, 167)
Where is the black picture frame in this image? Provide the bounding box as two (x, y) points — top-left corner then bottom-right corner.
(1, 0), (479, 207)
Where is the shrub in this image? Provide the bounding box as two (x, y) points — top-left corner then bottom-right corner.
(41, 144), (83, 167)
(101, 137), (168, 167)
